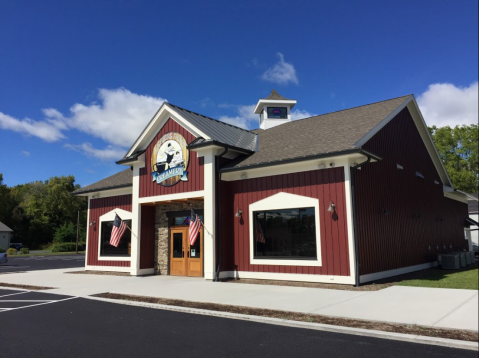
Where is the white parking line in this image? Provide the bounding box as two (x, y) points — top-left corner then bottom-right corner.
(0, 291), (30, 298)
(0, 296), (78, 313)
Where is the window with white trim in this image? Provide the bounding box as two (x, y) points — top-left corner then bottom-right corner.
(100, 220), (132, 257)
(249, 192), (322, 267)
(253, 207), (317, 260)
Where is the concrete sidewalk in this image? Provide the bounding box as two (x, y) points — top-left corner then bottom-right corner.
(1, 268), (477, 331)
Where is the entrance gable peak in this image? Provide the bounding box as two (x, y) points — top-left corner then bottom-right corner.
(125, 102), (210, 159)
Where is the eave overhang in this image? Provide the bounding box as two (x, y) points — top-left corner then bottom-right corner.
(219, 148), (381, 173)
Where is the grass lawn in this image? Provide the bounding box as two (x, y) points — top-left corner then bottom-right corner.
(396, 263), (478, 290)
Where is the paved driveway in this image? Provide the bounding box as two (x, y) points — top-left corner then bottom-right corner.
(0, 288), (475, 358)
(0, 269), (477, 331)
(0, 254), (85, 273)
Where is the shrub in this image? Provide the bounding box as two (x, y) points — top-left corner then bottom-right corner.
(6, 248), (17, 255)
(20, 247), (29, 254)
(0, 247), (5, 253)
(53, 222), (77, 243)
(51, 242), (77, 253)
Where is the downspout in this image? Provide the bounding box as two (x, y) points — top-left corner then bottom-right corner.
(214, 147), (229, 282)
(351, 154), (372, 287)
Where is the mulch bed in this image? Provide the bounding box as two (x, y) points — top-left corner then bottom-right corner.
(66, 270), (130, 277)
(93, 292), (479, 342)
(0, 282), (54, 290)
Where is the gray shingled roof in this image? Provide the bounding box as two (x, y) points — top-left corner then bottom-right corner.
(0, 222), (13, 232)
(166, 103), (258, 152)
(222, 95), (411, 170)
(72, 169), (132, 195)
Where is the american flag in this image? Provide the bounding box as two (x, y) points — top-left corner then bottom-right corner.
(255, 218), (265, 243)
(188, 208), (201, 246)
(110, 214), (127, 247)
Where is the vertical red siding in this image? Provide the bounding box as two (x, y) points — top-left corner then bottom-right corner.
(220, 167), (350, 276)
(87, 195), (132, 267)
(139, 118), (204, 197)
(355, 107), (469, 275)
(140, 205), (156, 269)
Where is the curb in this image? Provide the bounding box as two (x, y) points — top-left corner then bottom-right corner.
(86, 296), (478, 351)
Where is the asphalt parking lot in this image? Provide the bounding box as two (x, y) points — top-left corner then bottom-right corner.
(0, 288), (475, 358)
(0, 254), (85, 273)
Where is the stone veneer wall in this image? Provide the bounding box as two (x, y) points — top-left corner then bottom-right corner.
(154, 201), (204, 275)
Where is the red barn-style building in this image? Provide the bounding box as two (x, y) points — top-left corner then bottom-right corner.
(73, 90), (472, 285)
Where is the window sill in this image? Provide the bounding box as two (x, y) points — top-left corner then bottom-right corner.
(98, 256), (131, 261)
(250, 258), (322, 267)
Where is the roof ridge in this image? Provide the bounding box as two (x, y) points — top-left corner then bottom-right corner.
(166, 102), (256, 135)
(262, 94), (413, 130)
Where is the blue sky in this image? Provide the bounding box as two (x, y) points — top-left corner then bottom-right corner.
(0, 0), (477, 187)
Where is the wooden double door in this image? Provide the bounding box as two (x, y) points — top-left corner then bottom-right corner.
(170, 226), (203, 277)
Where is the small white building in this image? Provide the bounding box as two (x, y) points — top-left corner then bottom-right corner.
(468, 194), (478, 247)
(0, 222), (13, 250)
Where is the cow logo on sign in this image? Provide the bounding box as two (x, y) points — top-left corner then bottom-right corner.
(151, 132), (189, 186)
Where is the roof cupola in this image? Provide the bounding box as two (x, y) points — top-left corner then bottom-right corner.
(254, 90), (297, 130)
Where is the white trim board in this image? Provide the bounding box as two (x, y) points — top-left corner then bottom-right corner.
(218, 270), (355, 285)
(85, 265), (131, 273)
(79, 187), (132, 198)
(248, 192), (322, 267)
(360, 262), (438, 283)
(138, 190), (205, 204)
(222, 155), (369, 182)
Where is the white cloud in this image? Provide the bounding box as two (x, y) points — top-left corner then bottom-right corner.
(64, 143), (125, 161)
(0, 88), (167, 160)
(261, 53), (299, 85)
(20, 151), (30, 156)
(0, 112), (65, 142)
(417, 82), (478, 127)
(290, 108), (315, 121)
(52, 88), (167, 147)
(218, 104), (257, 129)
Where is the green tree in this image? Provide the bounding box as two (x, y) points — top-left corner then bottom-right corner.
(0, 174), (17, 228)
(429, 124), (479, 193)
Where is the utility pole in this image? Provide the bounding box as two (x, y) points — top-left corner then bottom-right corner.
(76, 210), (79, 254)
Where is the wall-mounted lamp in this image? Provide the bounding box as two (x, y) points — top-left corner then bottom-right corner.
(397, 164), (403, 170)
(91, 193), (100, 199)
(240, 173), (247, 180)
(434, 180), (440, 185)
(235, 209), (242, 218)
(329, 162), (335, 168)
(89, 221), (96, 226)
(327, 201), (335, 212)
(415, 172), (424, 179)
(318, 163), (326, 169)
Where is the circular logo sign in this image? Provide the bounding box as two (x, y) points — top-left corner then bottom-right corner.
(151, 132), (189, 186)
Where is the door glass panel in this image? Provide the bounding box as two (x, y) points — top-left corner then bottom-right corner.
(172, 233), (183, 258)
(189, 233), (200, 258)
